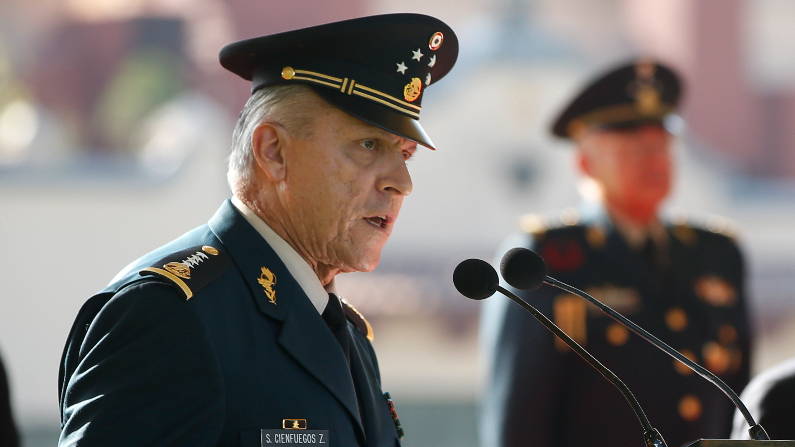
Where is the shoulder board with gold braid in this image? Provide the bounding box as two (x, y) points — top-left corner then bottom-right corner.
(670, 213), (739, 247)
(139, 245), (230, 300)
(339, 296), (374, 342)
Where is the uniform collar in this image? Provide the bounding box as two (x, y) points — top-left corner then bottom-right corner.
(231, 196), (329, 314)
(607, 206), (668, 251)
(584, 201), (668, 250)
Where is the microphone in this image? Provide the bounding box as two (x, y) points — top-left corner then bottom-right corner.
(500, 247), (770, 441)
(454, 259), (668, 447)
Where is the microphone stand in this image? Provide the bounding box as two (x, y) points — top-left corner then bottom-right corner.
(543, 277), (769, 441)
(493, 284), (668, 447)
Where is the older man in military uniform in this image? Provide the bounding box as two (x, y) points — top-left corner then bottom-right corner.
(480, 61), (750, 447)
(58, 14), (457, 447)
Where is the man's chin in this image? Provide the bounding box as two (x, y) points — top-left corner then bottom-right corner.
(353, 255), (381, 273)
(338, 249), (383, 273)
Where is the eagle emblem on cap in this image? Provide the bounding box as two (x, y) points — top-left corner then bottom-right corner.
(404, 78), (422, 102)
(257, 267), (278, 304)
(631, 61), (661, 115)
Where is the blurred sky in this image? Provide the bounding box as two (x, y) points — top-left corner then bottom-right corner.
(1, 0), (795, 434)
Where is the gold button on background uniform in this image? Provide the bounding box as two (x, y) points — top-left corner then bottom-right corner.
(678, 394), (702, 421)
(674, 349), (697, 376)
(703, 341), (730, 375)
(665, 307), (688, 332)
(606, 323), (629, 346)
(718, 324), (737, 344)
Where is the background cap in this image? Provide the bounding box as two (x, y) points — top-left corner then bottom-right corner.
(551, 60), (682, 139)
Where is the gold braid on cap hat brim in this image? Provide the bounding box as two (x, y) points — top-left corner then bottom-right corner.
(567, 103), (675, 138)
(281, 67), (422, 119)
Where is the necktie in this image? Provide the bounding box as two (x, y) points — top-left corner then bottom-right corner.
(322, 293), (350, 365)
(642, 236), (670, 278)
(642, 237), (656, 269)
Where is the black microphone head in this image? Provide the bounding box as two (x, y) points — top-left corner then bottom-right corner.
(500, 247), (548, 291)
(453, 259), (499, 300)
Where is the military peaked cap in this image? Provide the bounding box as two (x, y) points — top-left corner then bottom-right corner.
(220, 13), (458, 149)
(551, 60), (682, 139)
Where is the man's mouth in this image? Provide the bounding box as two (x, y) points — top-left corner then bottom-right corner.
(364, 215), (390, 229)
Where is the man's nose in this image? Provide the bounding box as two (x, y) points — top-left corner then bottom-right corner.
(377, 152), (413, 196)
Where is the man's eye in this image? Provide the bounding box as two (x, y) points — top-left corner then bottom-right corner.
(360, 140), (376, 150)
(403, 151), (415, 162)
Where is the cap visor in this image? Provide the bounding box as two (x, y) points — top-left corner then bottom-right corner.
(311, 86), (435, 149)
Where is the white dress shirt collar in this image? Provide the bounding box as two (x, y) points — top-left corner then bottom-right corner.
(231, 196), (329, 314)
(606, 206), (668, 251)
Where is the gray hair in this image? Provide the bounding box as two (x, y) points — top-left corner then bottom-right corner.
(226, 84), (320, 188)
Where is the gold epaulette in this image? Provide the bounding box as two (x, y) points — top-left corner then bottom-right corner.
(339, 296), (374, 342)
(139, 245), (230, 300)
(670, 211), (739, 245)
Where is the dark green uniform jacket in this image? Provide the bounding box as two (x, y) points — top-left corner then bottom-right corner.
(480, 214), (751, 447)
(58, 199), (401, 447)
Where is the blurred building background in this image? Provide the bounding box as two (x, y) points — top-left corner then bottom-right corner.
(1, 0), (795, 445)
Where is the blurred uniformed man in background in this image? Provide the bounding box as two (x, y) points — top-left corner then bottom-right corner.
(0, 351), (19, 447)
(58, 14), (457, 447)
(480, 60), (751, 447)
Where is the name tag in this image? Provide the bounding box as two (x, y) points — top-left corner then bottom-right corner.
(260, 430), (329, 445)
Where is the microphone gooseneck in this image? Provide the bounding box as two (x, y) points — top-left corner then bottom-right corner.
(502, 247), (769, 441)
(454, 259), (667, 447)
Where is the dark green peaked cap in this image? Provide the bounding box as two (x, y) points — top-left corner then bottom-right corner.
(219, 13), (459, 149)
(551, 60), (682, 139)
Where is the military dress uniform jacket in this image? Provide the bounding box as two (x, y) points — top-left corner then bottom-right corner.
(480, 217), (750, 447)
(58, 200), (401, 447)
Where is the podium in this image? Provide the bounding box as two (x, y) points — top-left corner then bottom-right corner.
(684, 441), (795, 447)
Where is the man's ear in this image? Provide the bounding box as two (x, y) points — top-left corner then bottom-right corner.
(576, 149), (592, 177)
(251, 122), (289, 183)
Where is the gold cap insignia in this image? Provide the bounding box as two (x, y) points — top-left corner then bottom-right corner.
(282, 66), (296, 80)
(164, 262), (191, 279)
(630, 61), (661, 116)
(404, 77), (422, 102)
(202, 246), (219, 255)
(429, 32), (444, 50)
(257, 267), (277, 304)
(282, 419), (307, 430)
(635, 85), (661, 115)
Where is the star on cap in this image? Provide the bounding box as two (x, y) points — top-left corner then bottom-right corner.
(396, 61), (407, 74)
(412, 48), (424, 61)
(425, 73), (431, 85)
(428, 55), (436, 67)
